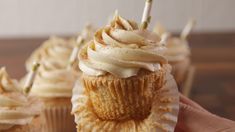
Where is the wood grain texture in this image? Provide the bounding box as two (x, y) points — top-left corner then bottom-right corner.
(0, 33), (235, 121)
(189, 33), (235, 121)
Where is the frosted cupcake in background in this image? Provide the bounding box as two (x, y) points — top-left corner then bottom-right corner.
(23, 27), (91, 131)
(26, 25), (96, 72)
(29, 57), (79, 132)
(72, 13), (179, 131)
(25, 36), (77, 71)
(153, 20), (196, 87)
(0, 67), (45, 132)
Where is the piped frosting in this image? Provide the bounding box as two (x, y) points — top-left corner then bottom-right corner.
(30, 59), (79, 98)
(0, 68), (43, 131)
(79, 14), (167, 78)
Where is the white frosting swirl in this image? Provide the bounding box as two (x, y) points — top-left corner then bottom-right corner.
(0, 68), (43, 131)
(79, 15), (167, 78)
(30, 59), (79, 98)
(26, 36), (76, 71)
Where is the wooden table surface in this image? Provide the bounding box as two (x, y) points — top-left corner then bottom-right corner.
(0, 33), (235, 121)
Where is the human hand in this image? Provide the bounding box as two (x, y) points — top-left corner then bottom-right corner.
(175, 94), (235, 132)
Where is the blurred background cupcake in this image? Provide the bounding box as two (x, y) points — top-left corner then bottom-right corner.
(25, 36), (77, 71)
(153, 20), (195, 90)
(0, 67), (45, 132)
(21, 23), (95, 132)
(28, 58), (79, 132)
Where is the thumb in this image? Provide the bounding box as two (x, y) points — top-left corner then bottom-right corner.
(176, 103), (235, 132)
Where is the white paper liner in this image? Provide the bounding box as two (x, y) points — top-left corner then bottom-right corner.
(44, 105), (76, 132)
(72, 73), (179, 132)
(71, 80), (85, 114)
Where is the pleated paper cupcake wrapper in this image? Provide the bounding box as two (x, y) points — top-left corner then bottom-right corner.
(82, 67), (167, 121)
(44, 105), (76, 132)
(74, 73), (179, 132)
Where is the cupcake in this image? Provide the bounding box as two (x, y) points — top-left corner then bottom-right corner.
(24, 27), (91, 131)
(25, 36), (77, 71)
(153, 21), (195, 86)
(29, 59), (79, 132)
(72, 13), (179, 131)
(72, 68), (179, 132)
(0, 67), (45, 132)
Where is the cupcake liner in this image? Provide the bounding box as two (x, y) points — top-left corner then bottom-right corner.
(82, 66), (168, 121)
(44, 105), (76, 132)
(73, 73), (179, 132)
(170, 57), (190, 86)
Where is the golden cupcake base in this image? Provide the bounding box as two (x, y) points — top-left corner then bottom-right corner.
(73, 74), (179, 132)
(82, 67), (166, 121)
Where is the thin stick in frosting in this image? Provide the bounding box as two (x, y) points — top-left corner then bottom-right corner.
(159, 32), (170, 45)
(67, 36), (84, 69)
(140, 0), (153, 30)
(23, 61), (40, 95)
(181, 19), (196, 40)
